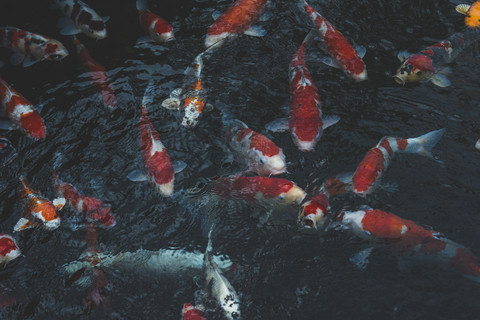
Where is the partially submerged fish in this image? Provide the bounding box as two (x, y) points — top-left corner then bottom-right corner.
(136, 0), (174, 42)
(0, 234), (21, 265)
(456, 2), (480, 29)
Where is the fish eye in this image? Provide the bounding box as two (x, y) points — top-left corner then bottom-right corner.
(346, 70), (351, 75)
(278, 195), (285, 200)
(260, 158), (265, 164)
(50, 54), (62, 61)
(416, 71), (422, 75)
(155, 32), (160, 36)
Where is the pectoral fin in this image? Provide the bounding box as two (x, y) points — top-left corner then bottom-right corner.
(22, 55), (40, 68)
(350, 247), (374, 270)
(431, 74), (450, 87)
(265, 118), (289, 132)
(173, 160), (187, 174)
(244, 25), (266, 37)
(127, 169), (148, 182)
(10, 53), (25, 66)
(456, 4), (470, 15)
(355, 45), (366, 58)
(322, 115), (340, 129)
(53, 197), (66, 211)
(60, 24), (81, 36)
(14, 218), (35, 232)
(397, 50), (410, 62)
(321, 57), (341, 69)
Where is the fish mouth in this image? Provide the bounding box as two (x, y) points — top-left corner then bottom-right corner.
(351, 69), (368, 82)
(393, 75), (405, 85)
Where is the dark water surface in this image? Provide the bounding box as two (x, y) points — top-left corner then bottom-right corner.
(1, 0), (480, 319)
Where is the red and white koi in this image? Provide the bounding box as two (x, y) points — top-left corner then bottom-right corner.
(226, 119), (286, 176)
(182, 303), (207, 320)
(300, 0), (367, 81)
(0, 136), (17, 167)
(298, 191), (330, 229)
(53, 0), (109, 39)
(14, 176), (64, 232)
(0, 234), (21, 265)
(337, 209), (480, 279)
(73, 37), (116, 109)
(136, 0), (174, 42)
(212, 175), (306, 207)
(0, 26), (68, 67)
(138, 106), (175, 196)
(205, 0), (268, 49)
(352, 128), (445, 196)
(269, 30), (339, 151)
(53, 172), (116, 228)
(394, 33), (466, 87)
(0, 77), (46, 139)
(162, 52), (210, 128)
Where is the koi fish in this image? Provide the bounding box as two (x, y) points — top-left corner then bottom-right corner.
(14, 176), (64, 232)
(73, 37), (116, 109)
(352, 129), (445, 196)
(0, 26), (68, 67)
(212, 175), (306, 207)
(182, 303), (207, 320)
(136, 0), (174, 42)
(337, 209), (480, 279)
(298, 191), (330, 229)
(0, 234), (21, 265)
(0, 136), (17, 167)
(300, 0), (367, 81)
(162, 52), (211, 128)
(203, 229), (240, 320)
(226, 119), (286, 176)
(456, 2), (480, 29)
(53, 172), (116, 228)
(0, 77), (46, 139)
(394, 33), (466, 87)
(205, 0), (268, 49)
(266, 31), (340, 151)
(53, 0), (109, 39)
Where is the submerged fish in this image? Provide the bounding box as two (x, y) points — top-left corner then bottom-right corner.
(136, 0), (174, 42)
(300, 0), (367, 81)
(205, 0), (268, 49)
(182, 303), (207, 320)
(0, 26), (68, 67)
(0, 136), (17, 167)
(0, 77), (46, 139)
(226, 119), (286, 176)
(53, 0), (109, 39)
(267, 30), (340, 151)
(14, 176), (64, 232)
(456, 2), (480, 29)
(0, 234), (21, 265)
(53, 172), (116, 228)
(73, 37), (116, 109)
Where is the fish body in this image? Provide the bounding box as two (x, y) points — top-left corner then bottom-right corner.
(456, 2), (480, 29)
(0, 26), (68, 67)
(73, 37), (116, 108)
(394, 34), (465, 87)
(289, 31), (339, 151)
(182, 303), (207, 320)
(338, 209), (480, 278)
(15, 176), (62, 231)
(136, 0), (174, 42)
(53, 173), (116, 228)
(0, 77), (46, 139)
(138, 107), (175, 196)
(53, 0), (108, 39)
(0, 234), (21, 264)
(298, 192), (330, 229)
(300, 0), (367, 81)
(203, 230), (240, 320)
(0, 136), (17, 167)
(352, 129), (445, 196)
(226, 120), (286, 175)
(205, 0), (268, 48)
(212, 175), (306, 207)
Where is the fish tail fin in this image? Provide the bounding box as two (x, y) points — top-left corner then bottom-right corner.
(19, 176), (31, 197)
(456, 4), (470, 15)
(136, 0), (149, 11)
(13, 217), (34, 232)
(405, 128), (445, 158)
(142, 80), (156, 107)
(204, 226), (214, 264)
(303, 28), (316, 45)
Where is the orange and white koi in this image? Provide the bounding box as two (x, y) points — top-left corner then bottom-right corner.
(267, 30), (339, 151)
(337, 209), (480, 279)
(136, 0), (174, 42)
(298, 191), (330, 229)
(205, 0), (268, 49)
(0, 26), (68, 67)
(53, 0), (109, 39)
(182, 303), (207, 320)
(0, 234), (21, 264)
(0, 77), (46, 139)
(162, 52), (210, 128)
(300, 0), (367, 82)
(226, 119), (286, 176)
(14, 176), (64, 232)
(0, 136), (17, 167)
(53, 172), (116, 228)
(352, 129), (445, 196)
(212, 175), (306, 207)
(73, 37), (116, 109)
(456, 2), (480, 29)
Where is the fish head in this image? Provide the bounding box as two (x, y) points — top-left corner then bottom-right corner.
(0, 137), (17, 167)
(152, 23), (175, 42)
(343, 58), (368, 82)
(292, 128), (321, 152)
(277, 184), (306, 206)
(82, 20), (107, 39)
(298, 193), (330, 229)
(19, 111), (46, 139)
(394, 54), (434, 85)
(43, 40), (69, 62)
(0, 234), (21, 264)
(155, 179), (174, 197)
(251, 149), (287, 176)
